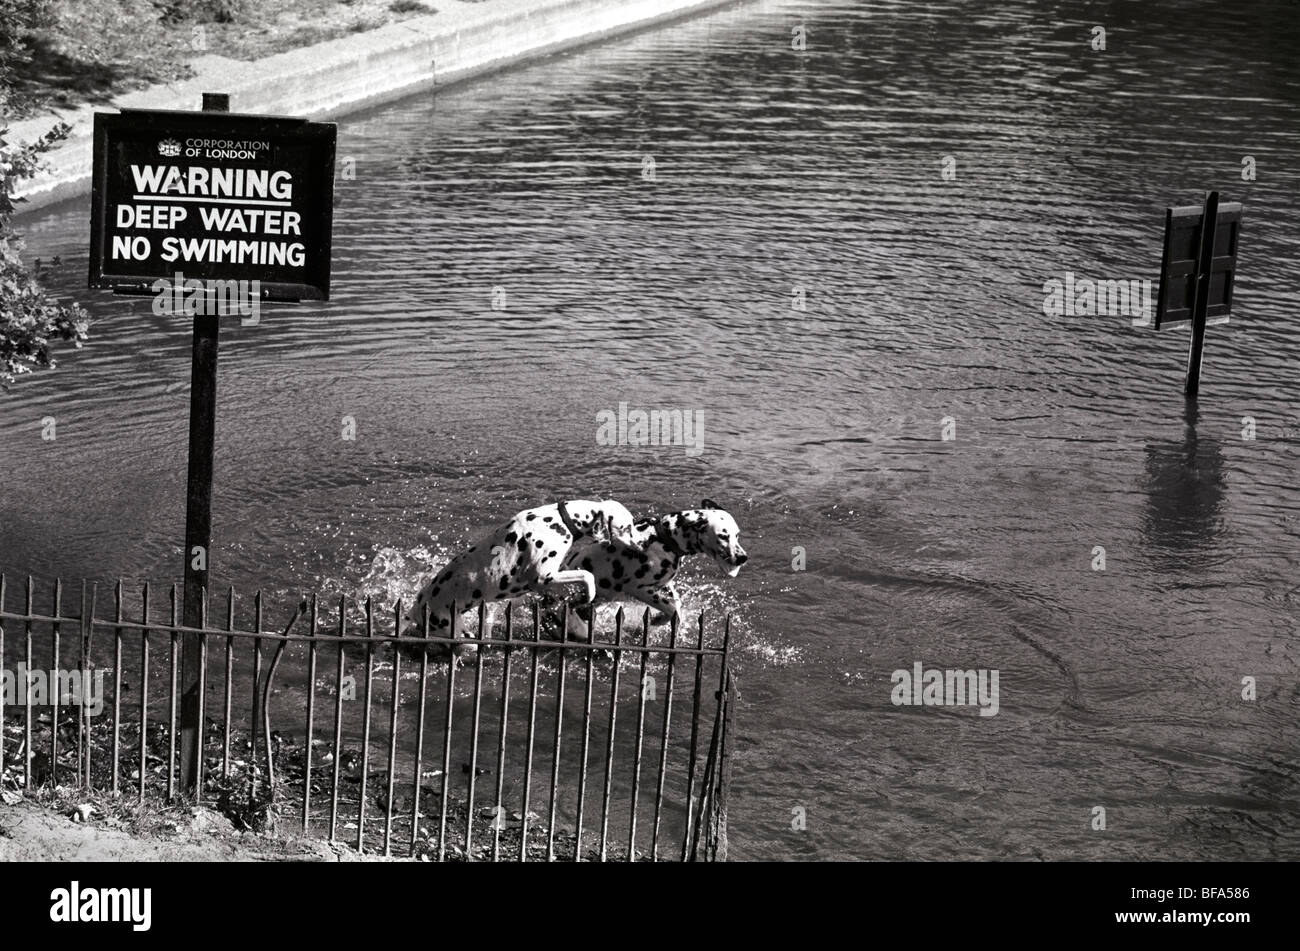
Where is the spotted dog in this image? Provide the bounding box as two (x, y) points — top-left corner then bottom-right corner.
(562, 499), (747, 634)
(403, 499), (636, 638)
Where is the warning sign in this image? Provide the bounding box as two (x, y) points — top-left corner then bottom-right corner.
(89, 108), (337, 300)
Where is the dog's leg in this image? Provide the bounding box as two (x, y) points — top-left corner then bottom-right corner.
(481, 602), (503, 640)
(565, 600), (596, 642)
(570, 598), (594, 626)
(536, 568), (597, 605)
(626, 583), (680, 627)
(653, 582), (681, 625)
(429, 600), (480, 660)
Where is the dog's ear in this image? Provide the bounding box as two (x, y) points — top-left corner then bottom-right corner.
(699, 498), (719, 510)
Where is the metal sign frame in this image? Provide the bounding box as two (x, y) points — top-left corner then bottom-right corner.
(89, 106), (336, 301)
(1151, 191), (1244, 398)
(1154, 198), (1242, 331)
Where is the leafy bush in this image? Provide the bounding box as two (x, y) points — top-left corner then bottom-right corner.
(0, 0), (56, 113)
(0, 0), (56, 60)
(153, 0), (249, 25)
(0, 129), (91, 389)
(1, 2), (91, 389)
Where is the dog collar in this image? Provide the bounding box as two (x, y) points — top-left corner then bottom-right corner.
(654, 519), (686, 558)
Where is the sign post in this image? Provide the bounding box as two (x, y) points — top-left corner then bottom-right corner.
(1184, 190), (1220, 399)
(89, 95), (336, 794)
(176, 92), (228, 794)
(1151, 190), (1244, 399)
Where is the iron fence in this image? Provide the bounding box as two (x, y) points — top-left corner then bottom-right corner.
(0, 574), (736, 861)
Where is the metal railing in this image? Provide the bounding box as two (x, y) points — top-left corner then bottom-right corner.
(0, 574), (736, 861)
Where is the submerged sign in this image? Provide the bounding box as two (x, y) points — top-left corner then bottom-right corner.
(89, 108), (336, 300)
(1154, 199), (1242, 331)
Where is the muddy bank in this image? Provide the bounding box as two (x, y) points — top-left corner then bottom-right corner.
(1, 691), (635, 861)
(0, 794), (352, 861)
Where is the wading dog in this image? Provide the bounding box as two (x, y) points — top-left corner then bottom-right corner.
(403, 499), (636, 639)
(561, 499), (747, 635)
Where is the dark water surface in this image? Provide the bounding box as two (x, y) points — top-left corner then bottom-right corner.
(4, 0), (1300, 859)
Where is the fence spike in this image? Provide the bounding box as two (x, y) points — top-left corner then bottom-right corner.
(518, 603), (542, 862)
(51, 577), (62, 788)
(23, 577), (33, 790)
(681, 610), (706, 861)
(222, 586), (235, 781)
(384, 599), (403, 857)
(303, 593), (319, 834)
(250, 591), (263, 805)
(465, 602), (488, 858)
(409, 602), (432, 856)
(573, 603), (596, 861)
(166, 583), (179, 800)
(546, 602), (570, 862)
(651, 609), (680, 861)
(195, 586), (208, 800)
(437, 600), (458, 861)
(491, 604), (513, 862)
(111, 579), (124, 794)
(328, 593), (347, 841)
(598, 607), (625, 861)
(138, 582), (151, 800)
(628, 613), (652, 862)
(356, 596), (375, 853)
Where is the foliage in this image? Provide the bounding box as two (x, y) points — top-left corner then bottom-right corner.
(153, 0), (250, 25)
(0, 0), (57, 64)
(1, 3), (91, 389)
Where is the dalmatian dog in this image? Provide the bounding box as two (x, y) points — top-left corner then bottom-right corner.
(403, 499), (636, 639)
(560, 499), (747, 636)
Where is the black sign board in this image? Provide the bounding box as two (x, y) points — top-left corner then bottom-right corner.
(1154, 200), (1242, 330)
(89, 108), (336, 300)
(1147, 191), (1246, 398)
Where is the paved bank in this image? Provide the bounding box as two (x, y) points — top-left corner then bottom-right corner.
(9, 0), (738, 216)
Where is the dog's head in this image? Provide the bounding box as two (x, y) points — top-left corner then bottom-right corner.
(679, 500), (747, 577)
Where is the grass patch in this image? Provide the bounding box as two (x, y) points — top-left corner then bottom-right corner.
(6, 0), (435, 119)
